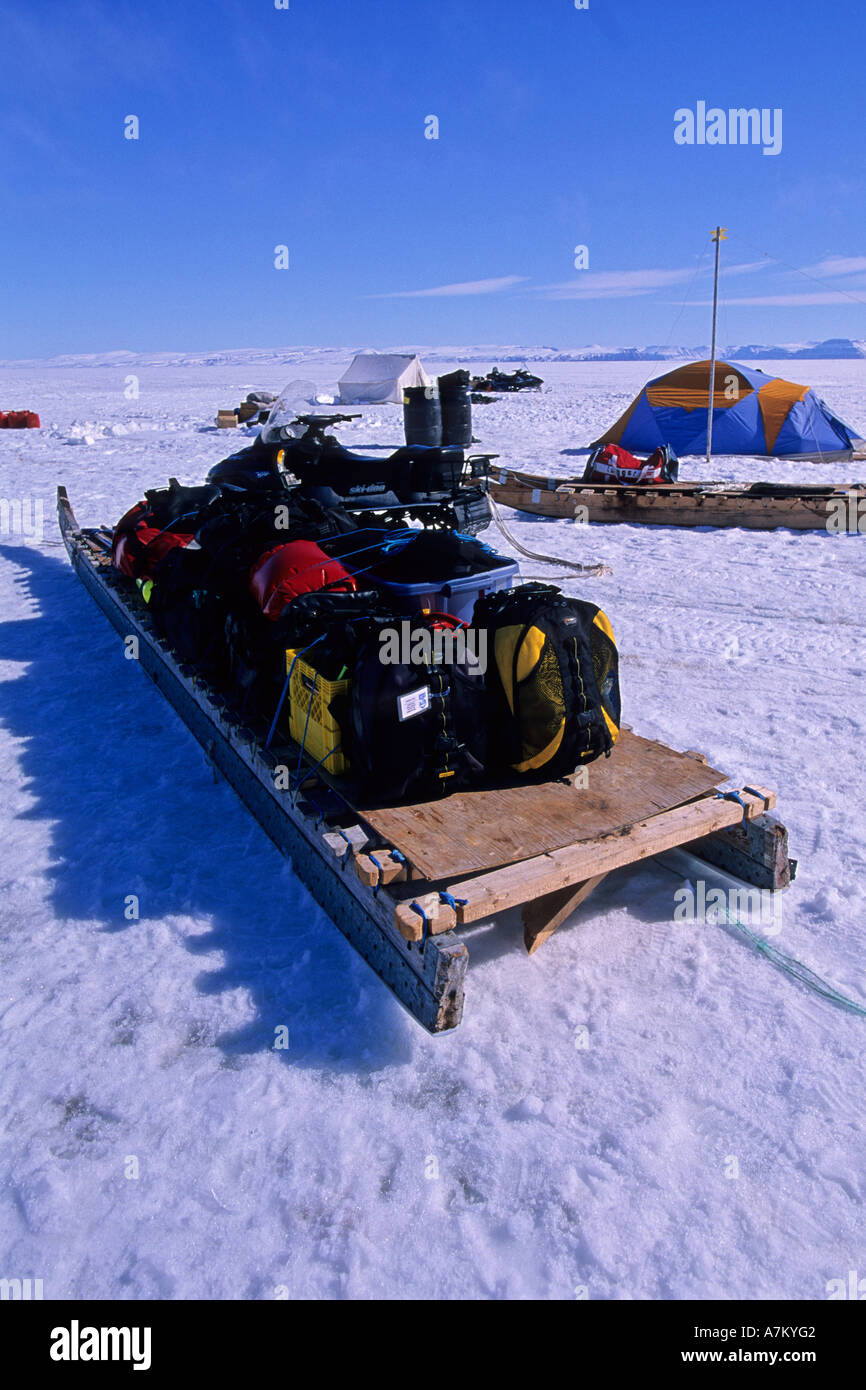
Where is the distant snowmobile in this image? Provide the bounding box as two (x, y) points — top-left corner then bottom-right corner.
(469, 368), (543, 394)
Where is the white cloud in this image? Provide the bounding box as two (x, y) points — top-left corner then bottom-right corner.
(540, 268), (695, 300)
(724, 259), (774, 276)
(689, 290), (866, 307)
(369, 275), (527, 299)
(801, 256), (866, 278)
(538, 259), (768, 301)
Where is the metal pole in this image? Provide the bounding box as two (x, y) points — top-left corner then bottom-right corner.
(707, 226), (726, 466)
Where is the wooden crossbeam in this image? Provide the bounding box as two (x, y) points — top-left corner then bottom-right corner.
(448, 787), (775, 926)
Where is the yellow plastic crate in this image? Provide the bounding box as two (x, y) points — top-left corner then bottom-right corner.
(284, 649), (351, 775)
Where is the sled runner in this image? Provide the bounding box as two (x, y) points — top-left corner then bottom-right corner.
(489, 469), (866, 528)
(59, 486), (794, 1032)
(490, 469), (866, 532)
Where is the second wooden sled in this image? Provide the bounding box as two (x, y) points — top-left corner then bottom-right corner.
(490, 468), (866, 531)
(58, 487), (796, 1033)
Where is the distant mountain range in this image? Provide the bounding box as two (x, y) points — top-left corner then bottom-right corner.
(2, 338), (865, 369)
(541, 338), (866, 363)
(447, 339), (866, 363)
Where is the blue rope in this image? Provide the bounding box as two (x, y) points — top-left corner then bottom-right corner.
(264, 669), (291, 751)
(292, 673), (318, 792)
(406, 893), (467, 945)
(439, 891), (467, 910)
(266, 632), (326, 752)
(716, 790), (750, 832)
(368, 852), (384, 895)
(149, 509), (201, 540)
(290, 743), (342, 802)
(658, 857), (866, 1018)
(264, 528), (418, 591)
(367, 849), (410, 895)
(409, 901), (430, 945)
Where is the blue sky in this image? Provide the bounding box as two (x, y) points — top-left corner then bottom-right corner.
(1, 0), (864, 357)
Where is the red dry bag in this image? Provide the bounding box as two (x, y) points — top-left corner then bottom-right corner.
(112, 501), (195, 579)
(0, 411), (40, 428)
(249, 540), (356, 621)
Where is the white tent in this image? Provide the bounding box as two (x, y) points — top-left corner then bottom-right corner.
(338, 352), (432, 405)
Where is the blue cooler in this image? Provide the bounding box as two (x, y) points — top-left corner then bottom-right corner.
(371, 556), (519, 624)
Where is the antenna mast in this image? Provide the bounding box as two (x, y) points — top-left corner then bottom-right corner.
(707, 226), (727, 465)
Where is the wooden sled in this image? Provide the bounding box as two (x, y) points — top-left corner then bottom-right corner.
(58, 487), (795, 1033)
(490, 468), (866, 531)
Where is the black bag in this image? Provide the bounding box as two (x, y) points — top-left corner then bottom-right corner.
(148, 543), (230, 673)
(361, 528), (503, 583)
(195, 491), (359, 590)
(447, 485), (491, 536)
(112, 480), (224, 579)
(473, 583), (621, 780)
(269, 589), (392, 669)
(348, 618), (484, 802)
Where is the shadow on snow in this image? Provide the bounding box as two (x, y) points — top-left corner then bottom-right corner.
(0, 542), (412, 1072)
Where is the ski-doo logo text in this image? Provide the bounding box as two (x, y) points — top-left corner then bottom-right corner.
(50, 1320), (152, 1371)
(0, 496), (43, 543)
(379, 621), (487, 675)
(674, 103), (783, 156)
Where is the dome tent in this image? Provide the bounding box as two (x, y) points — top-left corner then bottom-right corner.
(338, 352), (432, 405)
(591, 360), (861, 460)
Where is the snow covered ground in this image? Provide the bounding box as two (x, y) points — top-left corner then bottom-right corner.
(1, 351), (866, 1300)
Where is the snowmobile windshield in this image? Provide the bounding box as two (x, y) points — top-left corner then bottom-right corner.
(260, 379), (321, 445)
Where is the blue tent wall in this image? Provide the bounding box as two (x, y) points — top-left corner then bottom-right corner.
(770, 393), (854, 456)
(603, 361), (859, 458)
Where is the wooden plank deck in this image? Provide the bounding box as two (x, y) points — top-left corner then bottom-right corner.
(356, 732), (726, 881)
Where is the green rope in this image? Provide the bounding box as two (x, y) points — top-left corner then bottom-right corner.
(660, 856), (866, 1017)
(719, 907), (866, 1017)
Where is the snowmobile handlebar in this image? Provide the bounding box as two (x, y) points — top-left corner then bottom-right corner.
(294, 413), (360, 437)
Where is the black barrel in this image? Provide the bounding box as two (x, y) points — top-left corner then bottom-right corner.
(403, 385), (442, 446)
(437, 369), (473, 448)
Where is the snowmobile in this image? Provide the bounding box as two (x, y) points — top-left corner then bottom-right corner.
(469, 368), (544, 394)
(207, 411), (494, 535)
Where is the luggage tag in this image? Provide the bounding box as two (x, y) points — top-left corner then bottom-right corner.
(397, 686), (431, 722)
